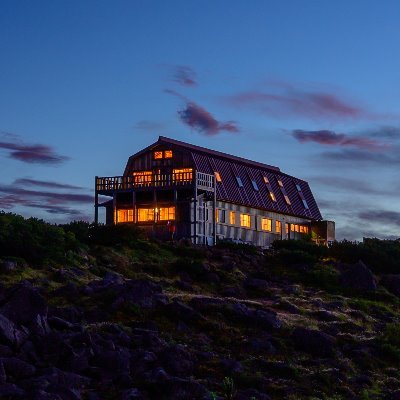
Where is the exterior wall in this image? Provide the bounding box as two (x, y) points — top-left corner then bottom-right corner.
(192, 199), (312, 248)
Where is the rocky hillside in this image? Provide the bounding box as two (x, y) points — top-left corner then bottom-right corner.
(0, 213), (400, 399)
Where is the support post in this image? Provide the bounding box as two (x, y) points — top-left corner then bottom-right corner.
(193, 173), (198, 245)
(212, 176), (216, 246)
(94, 176), (99, 225)
(132, 191), (136, 222)
(113, 193), (117, 225)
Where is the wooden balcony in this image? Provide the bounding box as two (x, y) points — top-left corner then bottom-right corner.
(96, 171), (215, 195)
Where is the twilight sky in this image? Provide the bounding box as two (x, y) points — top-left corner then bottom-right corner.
(1, 0), (400, 240)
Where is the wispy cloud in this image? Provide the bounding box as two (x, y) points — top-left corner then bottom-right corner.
(14, 178), (83, 190)
(292, 129), (390, 151)
(173, 65), (197, 87)
(134, 120), (165, 132)
(178, 102), (239, 136)
(358, 210), (400, 227)
(0, 132), (69, 164)
(225, 84), (390, 121)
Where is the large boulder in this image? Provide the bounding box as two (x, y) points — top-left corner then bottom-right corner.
(339, 261), (376, 291)
(380, 274), (400, 297)
(0, 314), (28, 347)
(291, 327), (336, 357)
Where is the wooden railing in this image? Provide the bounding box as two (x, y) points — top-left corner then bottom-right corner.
(96, 171), (215, 193)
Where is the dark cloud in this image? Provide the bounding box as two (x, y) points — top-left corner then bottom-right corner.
(14, 178), (83, 190)
(358, 210), (400, 226)
(0, 185), (93, 204)
(320, 147), (400, 166)
(292, 129), (390, 151)
(225, 85), (386, 121)
(173, 65), (197, 87)
(27, 203), (84, 216)
(0, 133), (69, 164)
(178, 102), (239, 136)
(367, 125), (400, 139)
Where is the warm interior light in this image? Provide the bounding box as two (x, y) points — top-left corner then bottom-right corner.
(173, 168), (193, 182)
(154, 151), (163, 159)
(164, 150), (173, 158)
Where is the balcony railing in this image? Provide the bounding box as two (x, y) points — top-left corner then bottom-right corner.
(96, 171), (215, 193)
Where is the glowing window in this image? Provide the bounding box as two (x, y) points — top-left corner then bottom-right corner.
(215, 209), (219, 222)
(164, 150), (173, 158)
(240, 214), (251, 228)
(263, 176), (270, 184)
(278, 179), (284, 187)
(236, 177), (243, 187)
(275, 220), (281, 233)
(263, 175), (276, 202)
(154, 151), (163, 159)
(159, 206), (175, 221)
(284, 194), (291, 205)
(137, 208), (155, 222)
(173, 168), (193, 182)
(229, 211), (236, 225)
(261, 218), (272, 231)
(133, 171), (153, 185)
(251, 180), (259, 191)
(214, 171), (222, 182)
(116, 209), (134, 223)
(270, 192), (277, 202)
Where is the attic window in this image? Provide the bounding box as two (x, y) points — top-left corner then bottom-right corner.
(154, 150), (173, 159)
(277, 179), (284, 187)
(263, 176), (270, 184)
(214, 171), (222, 182)
(284, 194), (291, 205)
(236, 177), (244, 187)
(296, 184), (301, 191)
(251, 180), (259, 191)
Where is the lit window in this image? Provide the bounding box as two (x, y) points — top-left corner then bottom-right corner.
(116, 209), (134, 223)
(159, 206), (175, 221)
(229, 211), (236, 225)
(240, 214), (251, 228)
(173, 168), (193, 182)
(215, 209), (219, 222)
(154, 151), (163, 159)
(214, 171), (222, 182)
(137, 208), (155, 222)
(236, 177), (243, 187)
(277, 179), (284, 187)
(251, 180), (259, 191)
(164, 150), (173, 158)
(263, 175), (276, 202)
(285, 223), (289, 234)
(275, 220), (281, 233)
(261, 218), (272, 231)
(295, 225), (299, 232)
(284, 194), (291, 205)
(300, 225), (309, 234)
(133, 171), (153, 185)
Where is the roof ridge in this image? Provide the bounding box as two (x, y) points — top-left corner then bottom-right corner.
(158, 136), (280, 172)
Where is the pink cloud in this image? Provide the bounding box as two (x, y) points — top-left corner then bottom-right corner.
(178, 101), (239, 136)
(226, 86), (378, 121)
(292, 129), (390, 151)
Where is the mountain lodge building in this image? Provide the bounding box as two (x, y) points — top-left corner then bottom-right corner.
(95, 136), (335, 246)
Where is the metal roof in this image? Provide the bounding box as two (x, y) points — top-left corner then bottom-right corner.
(126, 136), (323, 221)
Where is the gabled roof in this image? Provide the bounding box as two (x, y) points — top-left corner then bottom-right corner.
(124, 136), (323, 221)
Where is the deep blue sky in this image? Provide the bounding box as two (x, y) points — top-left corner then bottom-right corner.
(1, 0), (400, 240)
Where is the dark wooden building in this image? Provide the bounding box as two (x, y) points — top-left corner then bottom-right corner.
(95, 136), (335, 246)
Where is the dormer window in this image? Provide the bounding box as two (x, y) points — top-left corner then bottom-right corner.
(154, 151), (163, 159)
(164, 150), (173, 158)
(251, 180), (259, 191)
